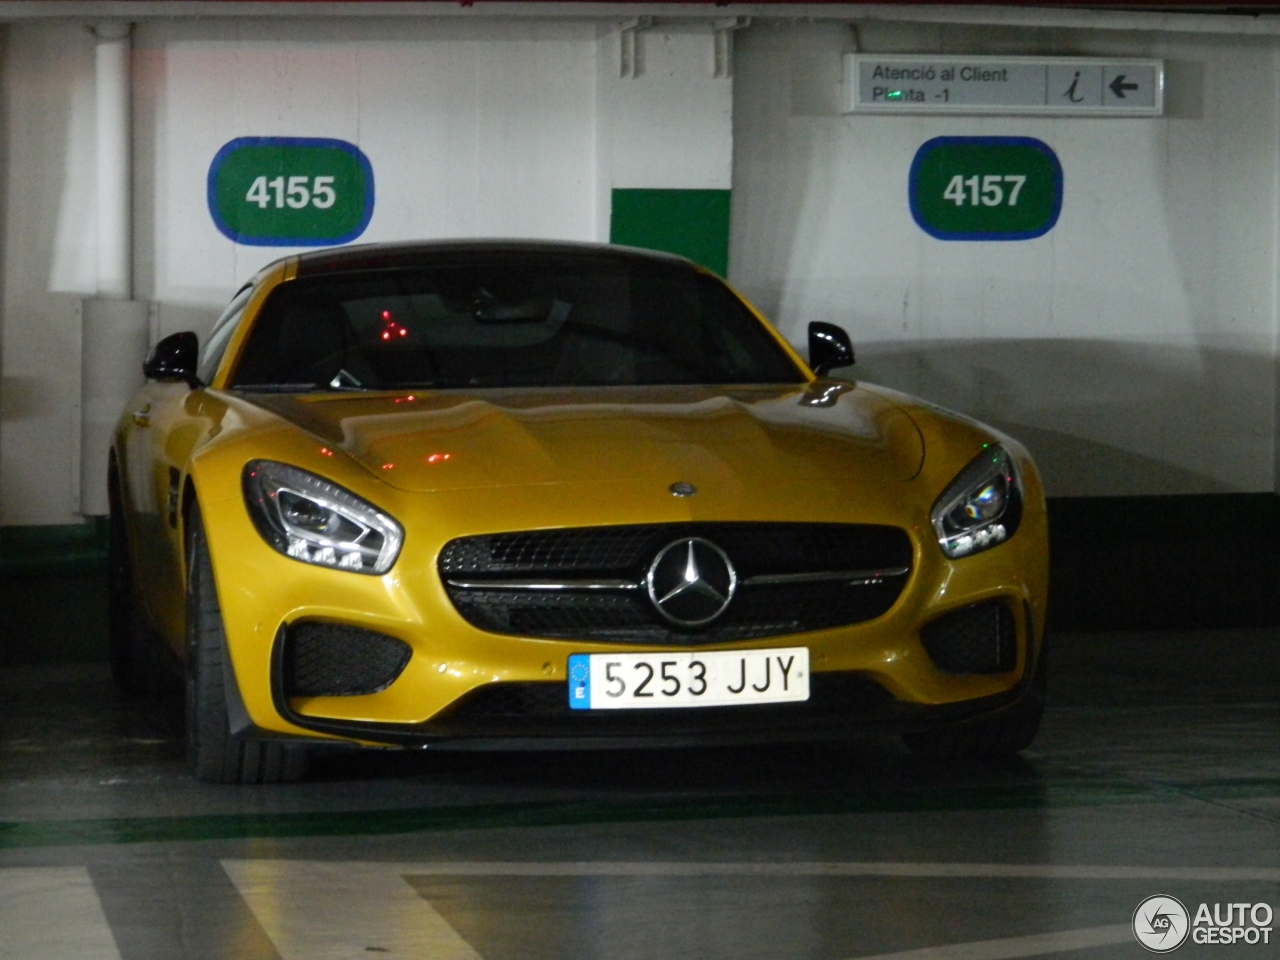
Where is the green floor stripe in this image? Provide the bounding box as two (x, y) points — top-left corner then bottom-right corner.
(1166, 776), (1280, 791)
(0, 776), (1245, 850)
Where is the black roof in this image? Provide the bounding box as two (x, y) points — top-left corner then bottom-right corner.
(293, 239), (693, 277)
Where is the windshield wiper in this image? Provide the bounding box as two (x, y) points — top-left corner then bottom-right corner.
(232, 383), (322, 393)
(232, 383), (374, 394)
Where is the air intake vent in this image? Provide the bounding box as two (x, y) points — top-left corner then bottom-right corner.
(920, 601), (1017, 675)
(282, 621), (411, 697)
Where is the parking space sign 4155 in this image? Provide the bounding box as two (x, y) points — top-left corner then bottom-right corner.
(208, 137), (374, 246)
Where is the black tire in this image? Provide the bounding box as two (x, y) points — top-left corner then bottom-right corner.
(902, 637), (1047, 760)
(108, 469), (164, 696)
(185, 504), (308, 784)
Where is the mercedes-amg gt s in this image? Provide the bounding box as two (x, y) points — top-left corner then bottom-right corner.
(109, 241), (1048, 783)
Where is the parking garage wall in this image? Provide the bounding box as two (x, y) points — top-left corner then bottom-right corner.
(8, 15), (1275, 519)
(3, 10), (1280, 650)
(730, 20), (1280, 499)
(0, 16), (734, 529)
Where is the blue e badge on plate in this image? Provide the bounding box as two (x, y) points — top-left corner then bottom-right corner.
(568, 655), (591, 710)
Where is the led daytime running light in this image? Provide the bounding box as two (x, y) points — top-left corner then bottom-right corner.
(931, 445), (1022, 560)
(243, 460), (403, 575)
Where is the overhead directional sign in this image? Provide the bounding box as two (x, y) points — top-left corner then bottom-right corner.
(845, 55), (1163, 117)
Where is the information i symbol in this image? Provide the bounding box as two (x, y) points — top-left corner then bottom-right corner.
(1064, 71), (1084, 103)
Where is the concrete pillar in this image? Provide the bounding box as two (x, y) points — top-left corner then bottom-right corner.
(597, 21), (736, 276)
(81, 22), (149, 517)
(93, 21), (132, 299)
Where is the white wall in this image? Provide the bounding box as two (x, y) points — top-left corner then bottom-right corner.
(730, 22), (1280, 497)
(141, 18), (602, 331)
(600, 23), (733, 192)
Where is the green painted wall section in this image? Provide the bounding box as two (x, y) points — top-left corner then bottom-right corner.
(609, 189), (732, 277)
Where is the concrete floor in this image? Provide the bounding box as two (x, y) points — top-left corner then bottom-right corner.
(0, 630), (1277, 960)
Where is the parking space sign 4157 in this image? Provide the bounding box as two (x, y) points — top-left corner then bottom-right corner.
(910, 136), (1062, 241)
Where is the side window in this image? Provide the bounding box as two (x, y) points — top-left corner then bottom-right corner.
(197, 286), (254, 384)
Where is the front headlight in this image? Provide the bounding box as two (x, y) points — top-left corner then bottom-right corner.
(242, 460), (403, 574)
(931, 445), (1022, 559)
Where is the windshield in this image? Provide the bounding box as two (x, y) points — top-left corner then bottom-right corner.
(229, 253), (805, 391)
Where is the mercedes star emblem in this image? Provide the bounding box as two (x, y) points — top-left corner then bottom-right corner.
(669, 481), (697, 497)
(646, 537), (737, 627)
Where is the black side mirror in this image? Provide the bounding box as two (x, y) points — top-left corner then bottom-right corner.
(808, 322), (855, 376)
(143, 331), (202, 388)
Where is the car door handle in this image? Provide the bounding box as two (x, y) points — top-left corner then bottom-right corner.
(132, 404), (152, 428)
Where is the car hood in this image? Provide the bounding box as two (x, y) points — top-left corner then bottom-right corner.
(244, 383), (924, 493)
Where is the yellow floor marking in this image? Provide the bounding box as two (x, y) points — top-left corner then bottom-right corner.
(0, 867), (122, 960)
(222, 859), (484, 960)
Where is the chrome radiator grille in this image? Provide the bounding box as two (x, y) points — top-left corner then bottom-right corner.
(439, 522), (913, 644)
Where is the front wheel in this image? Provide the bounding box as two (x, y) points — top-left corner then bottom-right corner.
(185, 504), (308, 784)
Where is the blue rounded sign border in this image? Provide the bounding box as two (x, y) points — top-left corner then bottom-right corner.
(207, 136), (376, 247)
(908, 136), (1063, 242)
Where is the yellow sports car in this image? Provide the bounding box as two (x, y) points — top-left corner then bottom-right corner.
(109, 240), (1048, 783)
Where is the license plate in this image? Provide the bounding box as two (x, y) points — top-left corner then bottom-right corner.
(567, 648), (809, 710)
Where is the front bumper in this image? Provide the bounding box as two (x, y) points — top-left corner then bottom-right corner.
(261, 645), (1044, 751)
(199, 464), (1050, 750)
